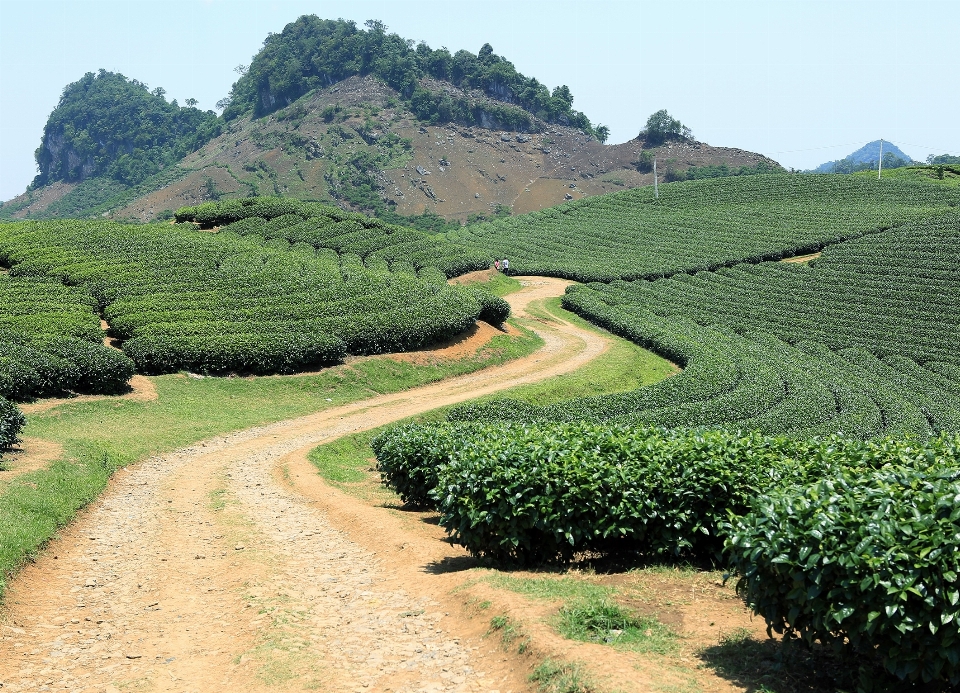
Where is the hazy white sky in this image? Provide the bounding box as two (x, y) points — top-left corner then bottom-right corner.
(1, 0), (958, 201)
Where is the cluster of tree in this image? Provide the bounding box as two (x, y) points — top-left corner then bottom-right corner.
(820, 151), (912, 175)
(672, 161), (783, 181)
(639, 109), (692, 145)
(927, 153), (960, 165)
(222, 16), (603, 137)
(34, 71), (221, 188)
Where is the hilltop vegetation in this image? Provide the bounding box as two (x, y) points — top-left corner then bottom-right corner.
(223, 17), (600, 137)
(33, 70), (221, 188)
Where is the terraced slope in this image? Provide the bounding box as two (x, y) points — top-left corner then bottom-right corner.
(179, 175), (960, 284)
(452, 213), (960, 439)
(0, 220), (498, 381)
(448, 174), (960, 281)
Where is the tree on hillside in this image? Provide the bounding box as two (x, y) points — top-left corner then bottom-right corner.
(927, 153), (960, 165)
(222, 15), (600, 137)
(641, 109), (692, 145)
(34, 71), (221, 187)
(595, 125), (610, 144)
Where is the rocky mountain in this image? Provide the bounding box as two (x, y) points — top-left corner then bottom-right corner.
(1, 17), (782, 225)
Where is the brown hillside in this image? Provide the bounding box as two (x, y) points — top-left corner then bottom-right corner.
(9, 75), (781, 222)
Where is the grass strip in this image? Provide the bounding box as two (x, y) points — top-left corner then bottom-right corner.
(557, 598), (678, 654)
(529, 659), (598, 693)
(306, 297), (676, 491)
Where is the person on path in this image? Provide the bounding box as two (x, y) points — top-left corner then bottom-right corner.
(502, 258), (509, 273)
(494, 259), (501, 271)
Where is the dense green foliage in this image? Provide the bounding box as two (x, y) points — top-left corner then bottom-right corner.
(0, 274), (133, 401)
(375, 422), (951, 565)
(820, 152), (912, 174)
(679, 161), (782, 180)
(450, 216), (960, 440)
(449, 175), (960, 282)
(223, 16), (597, 135)
(175, 196), (492, 277)
(927, 154), (960, 165)
(0, 272), (135, 455)
(34, 71), (220, 187)
(376, 420), (960, 684)
(640, 109), (691, 145)
(371, 422), (474, 507)
(0, 397), (25, 450)
(0, 219), (498, 376)
(726, 442), (960, 687)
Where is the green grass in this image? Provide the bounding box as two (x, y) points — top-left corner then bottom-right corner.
(0, 443), (123, 596)
(0, 323), (541, 598)
(494, 297), (677, 404)
(481, 272), (524, 297)
(480, 572), (678, 656)
(487, 614), (530, 653)
(307, 431), (379, 484)
(483, 573), (612, 602)
(557, 598), (678, 655)
(529, 659), (598, 693)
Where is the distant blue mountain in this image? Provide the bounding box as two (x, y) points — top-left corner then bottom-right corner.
(814, 140), (914, 173)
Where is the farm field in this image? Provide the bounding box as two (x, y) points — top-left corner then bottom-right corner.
(0, 172), (959, 692)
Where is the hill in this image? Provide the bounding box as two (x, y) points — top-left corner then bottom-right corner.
(0, 17), (781, 225)
(813, 139), (913, 173)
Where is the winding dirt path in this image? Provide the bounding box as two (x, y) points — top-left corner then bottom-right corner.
(0, 278), (610, 693)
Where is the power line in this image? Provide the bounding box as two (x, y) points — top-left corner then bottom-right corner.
(765, 140), (959, 158)
(765, 141), (867, 155)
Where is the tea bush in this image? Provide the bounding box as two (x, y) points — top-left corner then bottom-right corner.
(725, 437), (960, 687)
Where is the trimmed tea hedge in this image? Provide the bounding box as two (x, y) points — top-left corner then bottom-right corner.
(465, 287), (510, 326)
(371, 423), (478, 508)
(0, 274), (134, 400)
(377, 422), (845, 564)
(448, 216), (960, 441)
(725, 437), (960, 687)
(0, 220), (497, 376)
(0, 397), (25, 450)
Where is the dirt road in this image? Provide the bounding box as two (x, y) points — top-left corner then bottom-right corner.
(0, 278), (610, 693)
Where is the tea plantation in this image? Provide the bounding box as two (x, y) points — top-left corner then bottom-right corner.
(370, 175), (960, 687)
(450, 174), (960, 281)
(0, 217), (508, 447)
(3, 172), (960, 686)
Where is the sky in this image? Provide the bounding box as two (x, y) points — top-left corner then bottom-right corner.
(1, 0), (958, 201)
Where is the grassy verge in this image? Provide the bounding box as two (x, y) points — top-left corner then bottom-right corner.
(482, 272), (524, 297)
(306, 296), (677, 492)
(480, 572), (678, 654)
(0, 322), (541, 597)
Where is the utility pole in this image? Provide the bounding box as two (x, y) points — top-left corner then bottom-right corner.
(653, 157), (659, 199)
(878, 139), (883, 180)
